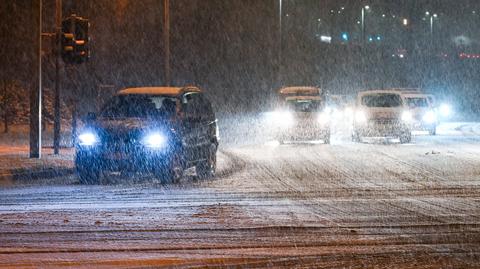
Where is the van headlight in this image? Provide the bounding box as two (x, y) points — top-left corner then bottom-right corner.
(439, 103), (452, 117)
(78, 131), (99, 146)
(143, 132), (167, 148)
(422, 111), (437, 124)
(355, 110), (367, 123)
(317, 112), (330, 124)
(402, 111), (413, 122)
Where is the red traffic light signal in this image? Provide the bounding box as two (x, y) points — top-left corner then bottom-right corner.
(61, 15), (89, 64)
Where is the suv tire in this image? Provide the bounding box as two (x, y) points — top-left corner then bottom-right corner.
(196, 144), (217, 179)
(76, 163), (101, 185)
(157, 153), (184, 184)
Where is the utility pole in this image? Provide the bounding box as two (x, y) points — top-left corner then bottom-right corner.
(164, 0), (170, 86)
(278, 0), (283, 87)
(53, 0), (62, 155)
(30, 0), (42, 158)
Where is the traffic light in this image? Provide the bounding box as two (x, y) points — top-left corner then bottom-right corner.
(61, 15), (89, 64)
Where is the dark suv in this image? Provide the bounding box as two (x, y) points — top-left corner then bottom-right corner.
(75, 86), (218, 184)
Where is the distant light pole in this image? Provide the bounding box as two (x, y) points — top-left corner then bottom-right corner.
(361, 5), (370, 44)
(278, 0), (283, 86)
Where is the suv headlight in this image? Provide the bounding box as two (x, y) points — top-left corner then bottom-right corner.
(143, 132), (167, 148)
(423, 111), (437, 124)
(78, 131), (99, 146)
(318, 111), (330, 124)
(401, 111), (413, 122)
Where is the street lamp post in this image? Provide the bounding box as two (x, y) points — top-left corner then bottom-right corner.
(278, 0), (283, 86)
(361, 5), (369, 44)
(164, 0), (170, 86)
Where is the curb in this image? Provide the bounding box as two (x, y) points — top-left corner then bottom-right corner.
(0, 168), (74, 185)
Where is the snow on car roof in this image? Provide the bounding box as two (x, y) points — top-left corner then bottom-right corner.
(118, 86), (201, 96)
(358, 89), (404, 96)
(279, 86), (321, 95)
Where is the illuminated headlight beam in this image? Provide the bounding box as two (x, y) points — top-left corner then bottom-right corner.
(78, 132), (99, 146)
(143, 133), (167, 148)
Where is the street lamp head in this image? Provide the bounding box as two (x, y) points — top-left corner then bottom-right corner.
(433, 13), (438, 18)
(425, 11), (430, 16)
(364, 5), (370, 10)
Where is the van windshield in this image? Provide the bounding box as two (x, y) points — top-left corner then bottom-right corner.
(286, 99), (322, 112)
(361, 94), (402, 108)
(100, 95), (177, 118)
(405, 97), (429, 108)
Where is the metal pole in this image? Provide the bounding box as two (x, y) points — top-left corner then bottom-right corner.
(278, 0), (282, 86)
(53, 0), (62, 155)
(164, 0), (170, 86)
(361, 8), (365, 44)
(30, 0), (42, 158)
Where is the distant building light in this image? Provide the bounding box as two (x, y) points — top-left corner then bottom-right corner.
(376, 36), (382, 41)
(403, 18), (408, 26)
(341, 32), (349, 41)
(341, 6), (345, 10)
(425, 11), (430, 16)
(399, 54), (405, 58)
(357, 21), (361, 24)
(433, 13), (438, 18)
(382, 14), (386, 18)
(364, 5), (370, 10)
(320, 35), (332, 43)
(368, 37), (373, 42)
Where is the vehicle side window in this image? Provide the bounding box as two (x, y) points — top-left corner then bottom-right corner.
(182, 92), (215, 122)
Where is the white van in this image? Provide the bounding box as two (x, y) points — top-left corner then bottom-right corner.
(352, 90), (412, 143)
(401, 91), (437, 135)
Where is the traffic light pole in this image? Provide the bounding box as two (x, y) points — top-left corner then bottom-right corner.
(164, 0), (170, 86)
(53, 0), (62, 155)
(30, 0), (42, 158)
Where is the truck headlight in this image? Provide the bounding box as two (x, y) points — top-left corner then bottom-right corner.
(143, 132), (167, 148)
(423, 111), (437, 124)
(78, 131), (99, 146)
(401, 111), (413, 122)
(266, 111), (294, 128)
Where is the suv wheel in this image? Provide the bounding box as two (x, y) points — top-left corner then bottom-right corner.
(157, 153), (184, 184)
(76, 163), (101, 185)
(196, 144), (217, 179)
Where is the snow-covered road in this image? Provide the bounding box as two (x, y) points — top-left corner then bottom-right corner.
(1, 123), (480, 268)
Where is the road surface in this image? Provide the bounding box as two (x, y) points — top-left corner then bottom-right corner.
(1, 123), (479, 268)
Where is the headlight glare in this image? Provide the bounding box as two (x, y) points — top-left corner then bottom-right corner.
(423, 111), (437, 123)
(355, 110), (367, 123)
(402, 111), (413, 122)
(266, 111), (294, 128)
(318, 112), (330, 124)
(143, 133), (167, 148)
(78, 132), (98, 146)
(439, 103), (451, 117)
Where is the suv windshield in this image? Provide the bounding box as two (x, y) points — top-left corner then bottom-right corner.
(406, 97), (429, 108)
(286, 99), (322, 112)
(362, 94), (402, 108)
(100, 95), (177, 118)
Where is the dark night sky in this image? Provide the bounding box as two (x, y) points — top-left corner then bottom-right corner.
(1, 0), (480, 113)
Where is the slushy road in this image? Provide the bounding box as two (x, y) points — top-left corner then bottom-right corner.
(1, 123), (479, 268)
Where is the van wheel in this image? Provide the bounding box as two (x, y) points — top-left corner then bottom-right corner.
(324, 132), (331, 144)
(197, 144), (217, 179)
(399, 132), (412, 144)
(352, 131), (361, 143)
